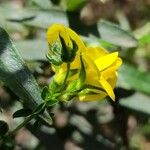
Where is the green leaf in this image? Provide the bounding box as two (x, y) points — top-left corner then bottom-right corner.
(15, 40), (47, 60)
(134, 22), (150, 39)
(120, 93), (150, 115)
(0, 120), (9, 136)
(0, 27), (43, 110)
(13, 108), (32, 118)
(9, 9), (68, 29)
(33, 103), (45, 115)
(23, 9), (68, 29)
(139, 34), (150, 45)
(41, 86), (49, 100)
(0, 7), (28, 35)
(118, 63), (150, 95)
(66, 0), (87, 11)
(46, 100), (58, 107)
(0, 6), (68, 29)
(29, 0), (52, 10)
(82, 35), (118, 51)
(49, 80), (60, 94)
(66, 79), (79, 92)
(36, 115), (52, 127)
(98, 20), (138, 48)
(79, 55), (86, 83)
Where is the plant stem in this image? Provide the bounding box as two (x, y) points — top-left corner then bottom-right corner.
(10, 114), (35, 136)
(60, 63), (70, 90)
(64, 63), (70, 85)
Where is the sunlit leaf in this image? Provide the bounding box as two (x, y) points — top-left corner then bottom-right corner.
(0, 27), (43, 110)
(29, 0), (52, 9)
(66, 0), (87, 11)
(7, 8), (68, 29)
(0, 7), (28, 35)
(98, 20), (138, 48)
(0, 29), (52, 124)
(15, 40), (47, 60)
(118, 63), (150, 95)
(23, 9), (68, 29)
(139, 34), (150, 45)
(120, 93), (150, 115)
(134, 22), (150, 39)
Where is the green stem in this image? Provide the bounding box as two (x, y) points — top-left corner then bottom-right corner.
(9, 114), (35, 136)
(9, 103), (47, 136)
(60, 63), (70, 90)
(64, 63), (70, 84)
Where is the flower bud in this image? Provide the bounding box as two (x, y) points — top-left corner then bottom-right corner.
(47, 24), (86, 66)
(59, 35), (78, 63)
(47, 40), (63, 65)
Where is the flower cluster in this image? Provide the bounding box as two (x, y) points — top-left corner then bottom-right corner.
(47, 24), (122, 102)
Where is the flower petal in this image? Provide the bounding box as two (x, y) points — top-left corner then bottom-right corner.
(47, 24), (86, 52)
(99, 76), (115, 101)
(95, 52), (118, 71)
(86, 47), (108, 60)
(101, 57), (122, 80)
(47, 24), (63, 44)
(79, 91), (106, 101)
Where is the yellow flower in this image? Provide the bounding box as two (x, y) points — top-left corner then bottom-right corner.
(54, 47), (122, 101)
(47, 24), (122, 101)
(80, 47), (122, 101)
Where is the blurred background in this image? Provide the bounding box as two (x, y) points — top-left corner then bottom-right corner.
(0, 0), (150, 149)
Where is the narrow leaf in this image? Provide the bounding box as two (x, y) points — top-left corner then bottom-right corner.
(30, 0), (52, 10)
(46, 100), (58, 107)
(98, 20), (138, 48)
(67, 0), (87, 11)
(0, 7), (68, 29)
(15, 40), (47, 60)
(118, 63), (150, 95)
(13, 109), (32, 118)
(120, 93), (150, 115)
(41, 86), (49, 100)
(9, 9), (68, 29)
(33, 103), (45, 115)
(139, 34), (150, 45)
